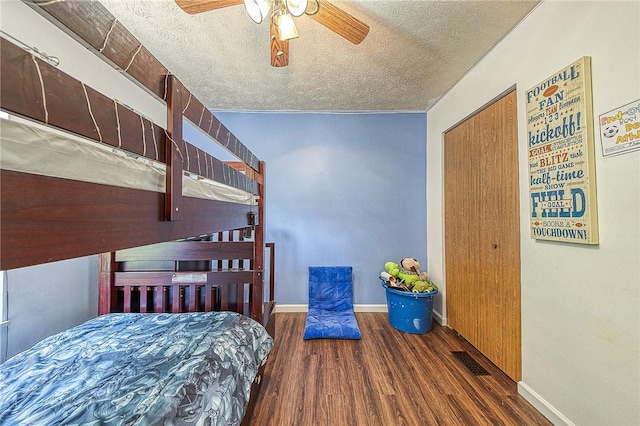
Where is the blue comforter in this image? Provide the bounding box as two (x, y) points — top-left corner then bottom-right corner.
(0, 312), (273, 425)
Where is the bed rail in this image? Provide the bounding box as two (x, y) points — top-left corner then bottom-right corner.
(100, 231), (275, 325)
(0, 36), (261, 270)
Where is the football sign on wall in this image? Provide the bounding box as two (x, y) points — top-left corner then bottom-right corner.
(525, 56), (599, 244)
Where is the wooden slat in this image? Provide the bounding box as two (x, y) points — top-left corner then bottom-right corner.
(123, 286), (132, 313)
(166, 75), (184, 221)
(228, 231), (237, 273)
(204, 284), (213, 311)
(189, 153), (259, 195)
(236, 283), (245, 314)
(28, 0), (169, 100)
(114, 270), (254, 286)
(98, 253), (115, 315)
(116, 241), (254, 262)
(0, 171), (251, 271)
(226, 162), (264, 185)
(266, 242), (275, 307)
(1, 38), (260, 195)
(220, 285), (229, 311)
(114, 272), (172, 287)
(262, 301), (275, 330)
(155, 286), (165, 313)
(188, 284), (197, 312)
(252, 161), (266, 321)
(172, 286), (181, 313)
(208, 271), (255, 285)
(176, 78), (259, 171)
(0, 38), (166, 162)
(27, 0), (260, 172)
(140, 285), (148, 313)
(216, 232), (225, 270)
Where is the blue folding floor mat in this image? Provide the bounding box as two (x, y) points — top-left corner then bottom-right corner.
(303, 266), (362, 340)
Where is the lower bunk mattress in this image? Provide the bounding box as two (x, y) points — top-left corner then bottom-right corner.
(0, 311), (273, 425)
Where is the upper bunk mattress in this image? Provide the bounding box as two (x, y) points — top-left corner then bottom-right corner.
(0, 115), (256, 205)
(0, 311), (273, 425)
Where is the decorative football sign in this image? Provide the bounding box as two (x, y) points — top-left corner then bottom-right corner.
(525, 56), (599, 244)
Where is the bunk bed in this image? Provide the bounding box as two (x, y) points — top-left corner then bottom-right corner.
(0, 1), (274, 425)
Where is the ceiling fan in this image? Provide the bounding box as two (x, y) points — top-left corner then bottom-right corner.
(175, 0), (369, 67)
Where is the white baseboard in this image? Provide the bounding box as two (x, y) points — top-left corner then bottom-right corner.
(354, 304), (387, 312)
(275, 305), (446, 318)
(274, 304), (308, 313)
(518, 381), (575, 426)
(432, 309), (446, 326)
(275, 304), (388, 313)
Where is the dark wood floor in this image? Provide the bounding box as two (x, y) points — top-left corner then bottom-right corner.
(248, 312), (551, 426)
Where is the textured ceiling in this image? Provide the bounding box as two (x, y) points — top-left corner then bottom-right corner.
(98, 0), (539, 112)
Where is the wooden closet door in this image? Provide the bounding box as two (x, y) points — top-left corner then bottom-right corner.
(444, 90), (521, 381)
(444, 115), (481, 343)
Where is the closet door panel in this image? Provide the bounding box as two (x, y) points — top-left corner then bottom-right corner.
(444, 115), (481, 344)
(444, 90), (521, 381)
(477, 91), (521, 380)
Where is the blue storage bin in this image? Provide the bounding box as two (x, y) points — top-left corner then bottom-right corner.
(382, 281), (437, 334)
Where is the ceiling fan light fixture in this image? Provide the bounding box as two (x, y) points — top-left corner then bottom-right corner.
(277, 12), (298, 41)
(284, 0), (308, 17)
(244, 0), (272, 24)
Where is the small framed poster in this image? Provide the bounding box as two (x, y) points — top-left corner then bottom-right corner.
(599, 99), (640, 157)
(525, 56), (599, 244)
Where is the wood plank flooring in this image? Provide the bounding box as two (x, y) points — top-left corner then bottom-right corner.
(248, 313), (551, 426)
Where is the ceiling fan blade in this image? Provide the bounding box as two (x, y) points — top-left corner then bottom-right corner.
(306, 0), (369, 45)
(175, 0), (243, 14)
(270, 19), (289, 67)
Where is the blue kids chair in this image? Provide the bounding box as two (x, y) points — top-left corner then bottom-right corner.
(303, 266), (362, 340)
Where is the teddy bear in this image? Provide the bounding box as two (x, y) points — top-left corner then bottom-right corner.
(400, 258), (438, 292)
(399, 258), (429, 281)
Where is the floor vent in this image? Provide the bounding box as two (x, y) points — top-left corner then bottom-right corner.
(451, 351), (490, 376)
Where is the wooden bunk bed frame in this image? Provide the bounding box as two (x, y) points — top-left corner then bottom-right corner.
(0, 1), (274, 424)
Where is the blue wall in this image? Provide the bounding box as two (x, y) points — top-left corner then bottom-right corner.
(214, 112), (427, 305)
(4, 256), (99, 360)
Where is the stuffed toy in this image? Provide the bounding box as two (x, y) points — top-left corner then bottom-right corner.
(382, 262), (409, 290)
(400, 257), (429, 281)
(397, 268), (420, 286)
(381, 258), (437, 293)
(384, 261), (400, 278)
(395, 257), (423, 286)
(411, 280), (437, 293)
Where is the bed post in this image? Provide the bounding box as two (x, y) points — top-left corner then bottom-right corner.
(98, 252), (115, 315)
(165, 74), (183, 221)
(252, 161), (266, 324)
